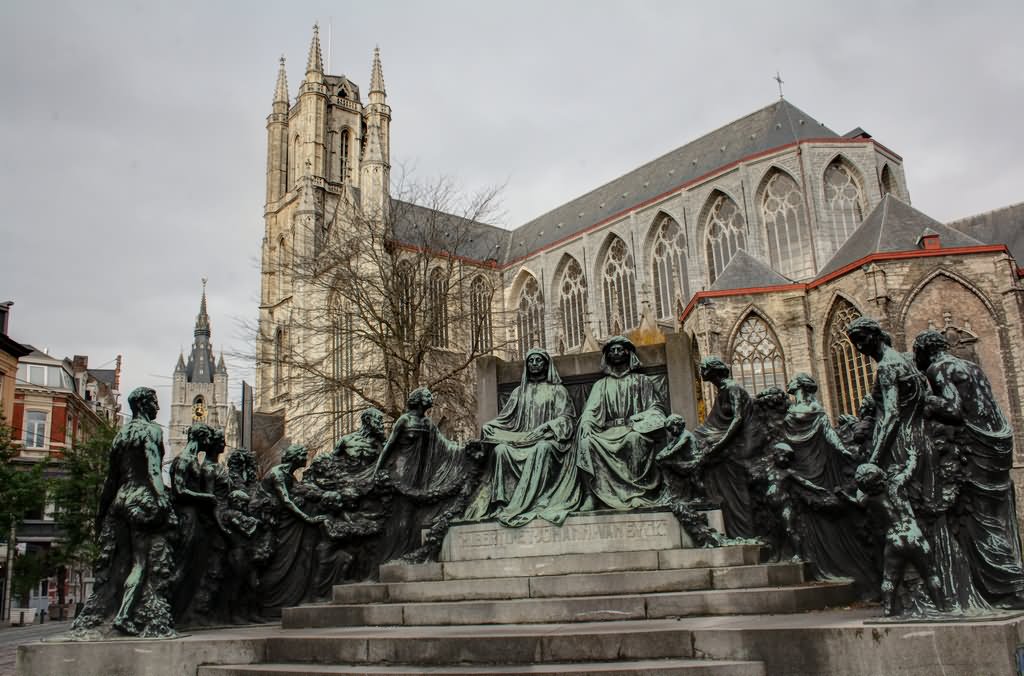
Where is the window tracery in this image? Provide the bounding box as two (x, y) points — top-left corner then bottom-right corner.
(704, 193), (747, 284)
(558, 258), (588, 351)
(823, 159), (866, 243)
(517, 275), (546, 357)
(428, 268), (449, 348)
(761, 170), (813, 280)
(651, 215), (689, 319)
(827, 299), (875, 417)
(601, 237), (639, 334)
(470, 275), (493, 352)
(730, 315), (786, 394)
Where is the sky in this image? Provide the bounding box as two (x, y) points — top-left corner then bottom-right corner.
(1, 1), (1022, 427)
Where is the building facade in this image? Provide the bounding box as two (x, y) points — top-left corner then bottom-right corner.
(169, 282), (229, 458)
(255, 28), (1023, 466)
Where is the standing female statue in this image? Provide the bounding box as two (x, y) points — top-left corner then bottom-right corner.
(252, 444), (323, 611)
(375, 387), (474, 562)
(847, 317), (987, 616)
(690, 357), (755, 538)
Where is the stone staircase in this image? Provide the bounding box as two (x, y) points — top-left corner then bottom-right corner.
(197, 543), (856, 676)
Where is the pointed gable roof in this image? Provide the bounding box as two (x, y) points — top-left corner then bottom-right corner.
(506, 99), (837, 262)
(816, 194), (984, 277)
(709, 249), (793, 292)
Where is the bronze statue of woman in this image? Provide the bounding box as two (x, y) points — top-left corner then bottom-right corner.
(464, 348), (575, 527)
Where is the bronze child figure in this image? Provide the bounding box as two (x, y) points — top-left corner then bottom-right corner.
(844, 462), (948, 617)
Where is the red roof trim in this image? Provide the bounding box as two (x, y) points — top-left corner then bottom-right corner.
(678, 244), (1009, 323)
(501, 137), (895, 269)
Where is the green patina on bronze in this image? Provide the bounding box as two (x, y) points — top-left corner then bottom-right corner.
(71, 387), (176, 639)
(464, 348), (576, 527)
(540, 336), (669, 524)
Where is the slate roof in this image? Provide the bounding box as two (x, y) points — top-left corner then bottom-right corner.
(947, 201), (1024, 264)
(390, 199), (510, 263)
(709, 249), (794, 292)
(816, 194), (984, 277)
(506, 99), (838, 263)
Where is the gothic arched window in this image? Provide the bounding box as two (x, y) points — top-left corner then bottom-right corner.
(823, 159), (866, 243)
(704, 192), (747, 284)
(428, 267), (449, 348)
(650, 215), (689, 319)
(730, 315), (786, 394)
(558, 258), (588, 351)
(395, 260), (415, 342)
(880, 164), (895, 196)
(601, 237), (639, 334)
(470, 275), (493, 352)
(273, 327), (285, 396)
(332, 304), (355, 437)
(276, 237), (287, 300)
(517, 275), (545, 357)
(288, 134), (300, 187)
(339, 129), (350, 182)
(761, 170), (813, 280)
(827, 299), (876, 417)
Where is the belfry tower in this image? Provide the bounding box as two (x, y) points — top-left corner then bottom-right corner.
(255, 26), (390, 437)
(169, 279), (229, 457)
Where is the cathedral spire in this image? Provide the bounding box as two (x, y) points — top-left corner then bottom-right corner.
(175, 352), (186, 374)
(273, 55), (289, 104)
(306, 23), (323, 76)
(195, 278), (211, 337)
(369, 46), (386, 98)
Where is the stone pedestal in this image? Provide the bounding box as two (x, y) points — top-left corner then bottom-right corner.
(440, 509), (724, 561)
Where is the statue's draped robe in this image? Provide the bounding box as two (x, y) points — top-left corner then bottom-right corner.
(374, 414), (469, 563)
(927, 355), (1024, 602)
(253, 468), (319, 610)
(464, 362), (575, 527)
(955, 416), (1024, 598)
(543, 366), (667, 523)
(870, 350), (989, 615)
(693, 380), (756, 538)
(784, 404), (881, 593)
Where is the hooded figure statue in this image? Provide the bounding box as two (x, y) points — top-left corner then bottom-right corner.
(463, 348), (576, 527)
(540, 336), (669, 524)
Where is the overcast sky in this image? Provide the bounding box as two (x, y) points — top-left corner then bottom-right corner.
(1, 1), (1022, 427)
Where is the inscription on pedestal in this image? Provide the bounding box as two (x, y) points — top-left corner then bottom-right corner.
(441, 510), (720, 561)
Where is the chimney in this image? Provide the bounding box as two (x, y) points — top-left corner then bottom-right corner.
(114, 355), (122, 391)
(0, 301), (12, 335)
(72, 355), (89, 373)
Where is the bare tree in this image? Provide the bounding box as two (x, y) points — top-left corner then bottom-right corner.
(260, 173), (510, 451)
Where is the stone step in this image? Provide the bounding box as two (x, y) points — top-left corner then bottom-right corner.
(378, 545), (763, 583)
(284, 580), (854, 628)
(334, 563), (806, 604)
(260, 622), (698, 664)
(198, 658), (766, 676)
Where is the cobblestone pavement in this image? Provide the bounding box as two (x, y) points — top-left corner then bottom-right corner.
(0, 620), (71, 676)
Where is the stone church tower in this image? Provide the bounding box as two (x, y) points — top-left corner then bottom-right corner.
(255, 25), (390, 442)
(169, 280), (229, 458)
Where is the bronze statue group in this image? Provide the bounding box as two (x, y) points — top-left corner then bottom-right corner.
(70, 324), (1024, 638)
